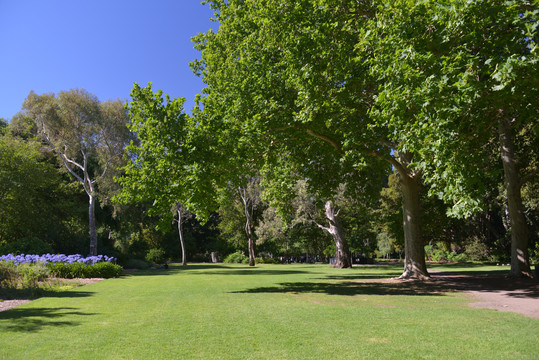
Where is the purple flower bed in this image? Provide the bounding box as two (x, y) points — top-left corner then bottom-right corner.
(0, 253), (117, 266)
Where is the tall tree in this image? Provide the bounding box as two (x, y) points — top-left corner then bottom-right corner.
(364, 1), (538, 277)
(116, 83), (204, 266)
(194, 0), (429, 278)
(23, 89), (130, 255)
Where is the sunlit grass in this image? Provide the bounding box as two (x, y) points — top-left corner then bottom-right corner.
(0, 263), (537, 359)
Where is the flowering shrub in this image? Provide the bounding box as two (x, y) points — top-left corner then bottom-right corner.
(0, 253), (117, 266)
(0, 253), (121, 279)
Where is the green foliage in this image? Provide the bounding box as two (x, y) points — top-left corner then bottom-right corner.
(254, 257), (280, 264)
(46, 262), (122, 279)
(0, 261), (50, 297)
(376, 232), (395, 259)
(145, 248), (166, 264)
(0, 237), (53, 256)
(123, 258), (150, 270)
(46, 262), (86, 279)
(117, 83), (208, 222)
(83, 262), (123, 279)
(0, 133), (78, 245)
(223, 251), (247, 264)
(530, 243), (539, 264)
(463, 236), (494, 263)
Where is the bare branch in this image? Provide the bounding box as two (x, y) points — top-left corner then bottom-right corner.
(59, 154), (85, 186)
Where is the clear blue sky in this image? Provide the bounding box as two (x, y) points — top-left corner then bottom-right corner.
(0, 1), (216, 120)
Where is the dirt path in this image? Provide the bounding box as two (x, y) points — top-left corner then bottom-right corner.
(0, 278), (104, 313)
(430, 272), (539, 319)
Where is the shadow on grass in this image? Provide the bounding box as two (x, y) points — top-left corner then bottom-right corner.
(234, 275), (538, 299)
(232, 280), (455, 297)
(0, 288), (95, 301)
(0, 307), (96, 332)
(125, 264), (315, 277)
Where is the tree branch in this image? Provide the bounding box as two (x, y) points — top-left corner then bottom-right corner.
(59, 154), (85, 187)
(305, 129), (345, 155)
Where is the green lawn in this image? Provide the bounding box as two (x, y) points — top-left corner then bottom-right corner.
(0, 263), (537, 359)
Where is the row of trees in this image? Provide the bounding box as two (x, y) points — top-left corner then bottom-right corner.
(184, 0), (537, 278)
(0, 1), (537, 279)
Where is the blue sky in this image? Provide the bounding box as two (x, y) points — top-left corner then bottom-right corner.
(0, 1), (216, 120)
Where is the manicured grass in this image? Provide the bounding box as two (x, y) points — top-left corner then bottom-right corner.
(0, 264), (537, 359)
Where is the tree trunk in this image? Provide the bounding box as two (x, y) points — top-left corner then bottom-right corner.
(239, 186), (257, 266)
(245, 211), (256, 266)
(393, 151), (429, 279)
(399, 174), (429, 279)
(247, 230), (256, 267)
(321, 201), (351, 269)
(89, 194), (98, 256)
(176, 203), (187, 266)
(498, 117), (532, 278)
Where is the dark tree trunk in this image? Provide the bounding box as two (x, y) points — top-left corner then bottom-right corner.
(498, 117), (532, 278)
(176, 203), (187, 266)
(318, 201), (351, 269)
(89, 194), (97, 256)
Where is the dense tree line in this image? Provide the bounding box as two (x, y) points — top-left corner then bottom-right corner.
(0, 1), (537, 278)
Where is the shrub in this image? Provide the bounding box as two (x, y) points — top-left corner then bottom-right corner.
(0, 237), (53, 256)
(0, 261), (50, 297)
(0, 261), (17, 287)
(255, 257), (280, 264)
(464, 236), (493, 262)
(47, 262), (122, 279)
(145, 248), (166, 264)
(223, 251), (248, 264)
(124, 258), (150, 269)
(83, 262), (123, 278)
(47, 262), (86, 278)
(447, 252), (467, 262)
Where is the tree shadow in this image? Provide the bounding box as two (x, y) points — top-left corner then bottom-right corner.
(0, 307), (97, 332)
(124, 264), (315, 276)
(191, 269), (316, 276)
(430, 274), (539, 299)
(321, 273), (403, 281)
(233, 273), (539, 300)
(1, 288), (95, 301)
(232, 280), (455, 297)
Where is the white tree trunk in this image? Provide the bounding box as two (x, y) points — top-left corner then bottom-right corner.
(89, 194), (97, 256)
(176, 203), (187, 266)
(239, 186), (256, 266)
(316, 201), (351, 268)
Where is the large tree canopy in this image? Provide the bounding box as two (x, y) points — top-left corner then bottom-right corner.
(23, 89), (131, 255)
(192, 0), (538, 278)
(116, 83), (203, 265)
(363, 0), (538, 277)
(193, 0), (431, 278)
